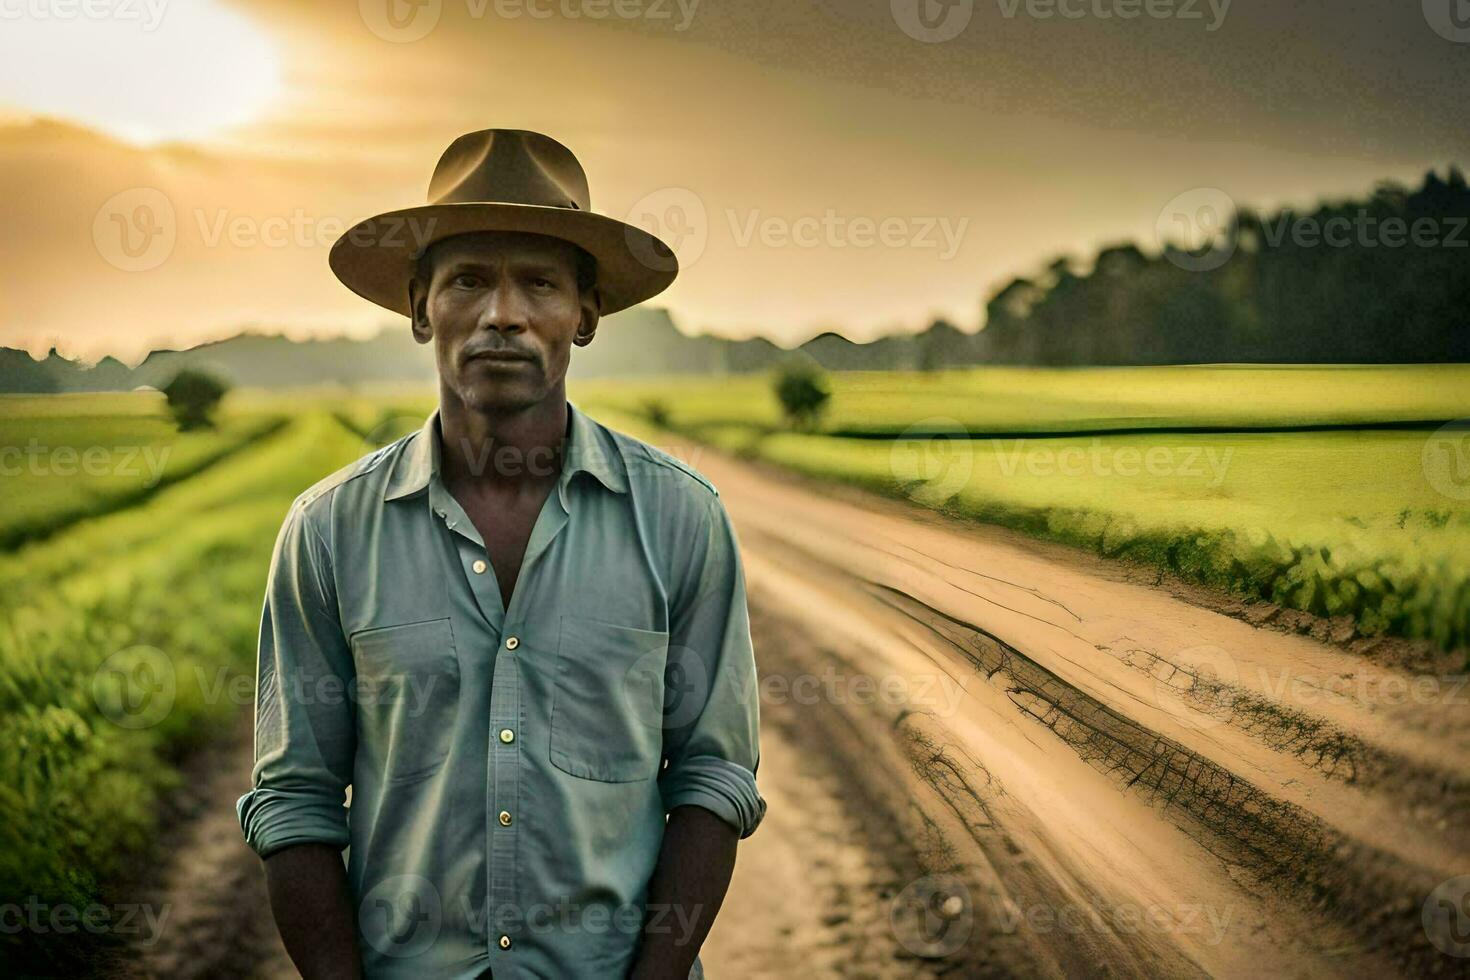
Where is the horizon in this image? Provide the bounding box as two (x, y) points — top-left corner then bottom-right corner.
(6, 160), (1464, 367)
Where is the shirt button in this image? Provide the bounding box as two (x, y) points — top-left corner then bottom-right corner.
(499, 728), (515, 744)
(472, 559), (487, 574)
(498, 934), (512, 950)
(498, 810), (513, 826)
(505, 635), (519, 650)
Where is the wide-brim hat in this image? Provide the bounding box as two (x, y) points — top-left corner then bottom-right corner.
(329, 129), (677, 317)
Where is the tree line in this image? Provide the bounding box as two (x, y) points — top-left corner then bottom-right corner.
(950, 166), (1469, 366)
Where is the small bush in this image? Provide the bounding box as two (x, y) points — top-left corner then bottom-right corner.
(773, 360), (831, 432)
(161, 369), (230, 431)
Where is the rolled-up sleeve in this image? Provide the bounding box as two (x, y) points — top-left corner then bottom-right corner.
(658, 491), (767, 839)
(236, 495), (355, 859)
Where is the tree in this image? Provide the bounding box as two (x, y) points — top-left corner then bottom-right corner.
(161, 368), (230, 431)
(772, 358), (831, 432)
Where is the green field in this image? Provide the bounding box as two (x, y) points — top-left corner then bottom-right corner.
(0, 368), (1466, 965)
(572, 364), (1470, 435)
(0, 400), (370, 967)
(0, 394), (289, 549)
(573, 365), (1470, 652)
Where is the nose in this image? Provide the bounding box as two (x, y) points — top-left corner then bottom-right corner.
(477, 280), (529, 334)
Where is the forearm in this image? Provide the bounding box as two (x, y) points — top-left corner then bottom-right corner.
(263, 843), (363, 980)
(629, 805), (739, 980)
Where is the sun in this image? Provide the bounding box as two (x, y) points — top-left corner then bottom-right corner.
(0, 0), (283, 145)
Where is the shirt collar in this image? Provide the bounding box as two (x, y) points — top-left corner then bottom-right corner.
(383, 400), (628, 502)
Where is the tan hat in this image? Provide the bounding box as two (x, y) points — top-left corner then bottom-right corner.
(329, 129), (677, 317)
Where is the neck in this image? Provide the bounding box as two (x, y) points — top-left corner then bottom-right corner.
(437, 387), (568, 494)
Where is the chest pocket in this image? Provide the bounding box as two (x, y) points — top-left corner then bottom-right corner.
(351, 618), (461, 785)
(550, 614), (668, 782)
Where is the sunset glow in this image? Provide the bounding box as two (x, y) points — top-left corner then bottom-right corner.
(0, 0), (282, 144)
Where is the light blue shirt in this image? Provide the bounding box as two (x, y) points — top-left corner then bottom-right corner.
(237, 399), (765, 978)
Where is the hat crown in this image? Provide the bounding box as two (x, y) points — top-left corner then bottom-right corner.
(426, 129), (591, 211)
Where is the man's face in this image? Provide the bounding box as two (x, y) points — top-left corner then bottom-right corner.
(409, 230), (599, 413)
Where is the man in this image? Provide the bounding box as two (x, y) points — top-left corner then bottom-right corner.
(236, 129), (766, 979)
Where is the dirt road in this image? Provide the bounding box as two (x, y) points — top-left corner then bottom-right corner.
(699, 448), (1470, 978)
(117, 444), (1469, 978)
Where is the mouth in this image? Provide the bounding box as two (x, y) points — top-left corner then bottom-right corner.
(466, 349), (534, 365)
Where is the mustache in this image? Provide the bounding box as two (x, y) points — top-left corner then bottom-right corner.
(462, 343), (537, 362)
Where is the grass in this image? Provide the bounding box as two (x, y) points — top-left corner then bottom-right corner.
(0, 393), (288, 549)
(575, 367), (1470, 654)
(0, 404), (367, 968)
(573, 363), (1470, 435)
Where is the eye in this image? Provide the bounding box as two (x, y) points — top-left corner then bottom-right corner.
(451, 273), (481, 289)
(531, 276), (556, 290)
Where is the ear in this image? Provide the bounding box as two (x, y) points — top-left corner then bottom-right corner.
(573, 288), (602, 347)
(408, 275), (432, 345)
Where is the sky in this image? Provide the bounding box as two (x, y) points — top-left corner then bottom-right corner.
(0, 0), (1466, 362)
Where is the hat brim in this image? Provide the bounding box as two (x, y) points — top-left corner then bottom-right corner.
(329, 202), (678, 317)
